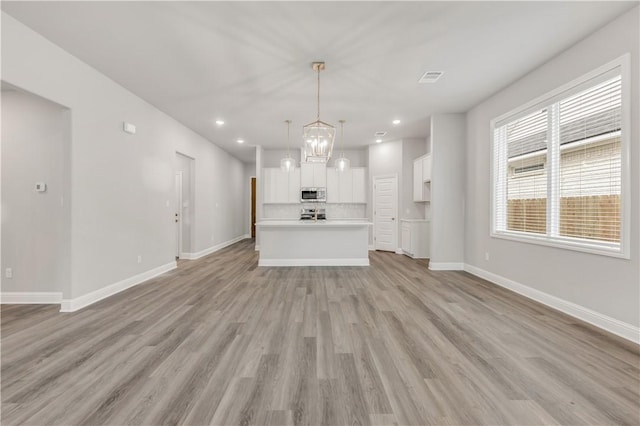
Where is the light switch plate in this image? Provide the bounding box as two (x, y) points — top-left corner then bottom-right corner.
(35, 182), (47, 192)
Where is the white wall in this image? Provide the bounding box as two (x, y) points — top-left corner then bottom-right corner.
(335, 149), (368, 168)
(262, 149), (302, 169)
(430, 114), (466, 268)
(401, 138), (427, 220)
(262, 148), (367, 169)
(2, 12), (248, 302)
(1, 88), (71, 297)
(368, 139), (428, 248)
(464, 7), (639, 328)
(368, 140), (403, 247)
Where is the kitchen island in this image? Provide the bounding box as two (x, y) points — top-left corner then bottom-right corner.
(256, 220), (372, 266)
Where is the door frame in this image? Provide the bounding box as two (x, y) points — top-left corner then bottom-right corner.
(175, 171), (183, 258)
(251, 176), (257, 238)
(372, 174), (399, 252)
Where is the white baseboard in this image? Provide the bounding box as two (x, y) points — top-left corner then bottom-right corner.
(397, 250), (428, 259)
(464, 263), (640, 344)
(368, 245), (375, 251)
(1, 292), (62, 304)
(60, 261), (176, 312)
(180, 235), (249, 260)
(429, 262), (464, 271)
(259, 258), (370, 267)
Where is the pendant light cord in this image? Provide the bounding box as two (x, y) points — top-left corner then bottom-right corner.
(285, 119), (291, 157)
(317, 67), (321, 122)
(286, 120), (291, 156)
(339, 119), (345, 156)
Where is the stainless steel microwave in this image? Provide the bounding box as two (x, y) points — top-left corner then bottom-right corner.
(301, 187), (326, 203)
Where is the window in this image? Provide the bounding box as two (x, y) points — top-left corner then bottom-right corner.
(491, 55), (629, 258)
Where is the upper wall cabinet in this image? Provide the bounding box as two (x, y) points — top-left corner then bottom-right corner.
(300, 162), (327, 187)
(352, 168), (366, 203)
(421, 154), (432, 182)
(263, 168), (300, 204)
(413, 154), (431, 202)
(326, 167), (367, 203)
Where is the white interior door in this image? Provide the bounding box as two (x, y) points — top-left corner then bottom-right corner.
(175, 171), (183, 258)
(374, 175), (398, 252)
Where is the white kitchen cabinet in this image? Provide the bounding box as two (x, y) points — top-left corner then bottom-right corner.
(339, 169), (353, 202)
(422, 154), (432, 182)
(263, 168), (300, 204)
(300, 162), (326, 187)
(352, 168), (366, 203)
(400, 220), (430, 258)
(288, 168), (301, 202)
(413, 154), (432, 202)
(325, 167), (366, 203)
(326, 168), (339, 203)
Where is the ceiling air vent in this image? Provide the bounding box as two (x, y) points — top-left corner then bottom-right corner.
(419, 71), (444, 83)
(374, 131), (387, 137)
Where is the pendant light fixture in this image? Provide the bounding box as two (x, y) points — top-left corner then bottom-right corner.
(280, 119), (295, 172)
(334, 120), (350, 172)
(302, 62), (335, 163)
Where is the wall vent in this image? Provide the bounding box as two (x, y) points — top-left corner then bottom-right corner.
(419, 71), (444, 83)
(374, 131), (387, 137)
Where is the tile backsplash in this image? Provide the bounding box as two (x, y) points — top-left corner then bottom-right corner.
(263, 203), (366, 219)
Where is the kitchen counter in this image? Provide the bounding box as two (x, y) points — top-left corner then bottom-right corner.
(256, 219), (372, 266)
(258, 219), (372, 227)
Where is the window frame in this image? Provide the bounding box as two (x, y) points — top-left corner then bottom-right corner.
(490, 54), (630, 259)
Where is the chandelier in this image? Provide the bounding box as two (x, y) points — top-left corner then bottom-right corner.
(302, 62), (335, 163)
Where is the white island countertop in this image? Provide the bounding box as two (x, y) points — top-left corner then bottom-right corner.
(257, 219), (372, 227)
(256, 219), (371, 266)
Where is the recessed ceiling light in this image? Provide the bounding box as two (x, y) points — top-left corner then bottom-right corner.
(215, 119), (225, 126)
(392, 119), (401, 125)
(376, 139), (382, 143)
(237, 139), (244, 144)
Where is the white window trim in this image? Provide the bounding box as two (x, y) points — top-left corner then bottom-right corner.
(490, 54), (630, 259)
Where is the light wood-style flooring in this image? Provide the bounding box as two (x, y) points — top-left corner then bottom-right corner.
(2, 239), (639, 425)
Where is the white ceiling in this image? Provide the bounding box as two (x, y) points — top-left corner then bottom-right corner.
(2, 1), (635, 163)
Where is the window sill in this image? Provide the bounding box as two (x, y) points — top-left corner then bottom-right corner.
(490, 231), (629, 259)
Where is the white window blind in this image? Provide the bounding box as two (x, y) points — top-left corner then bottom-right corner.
(558, 76), (621, 243)
(503, 108), (548, 234)
(492, 58), (627, 257)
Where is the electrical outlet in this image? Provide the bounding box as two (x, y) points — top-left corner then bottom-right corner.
(485, 252), (490, 261)
(137, 255), (142, 264)
(5, 268), (12, 279)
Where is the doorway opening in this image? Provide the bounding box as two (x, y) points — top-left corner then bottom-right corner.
(251, 177), (256, 238)
(175, 152), (195, 260)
